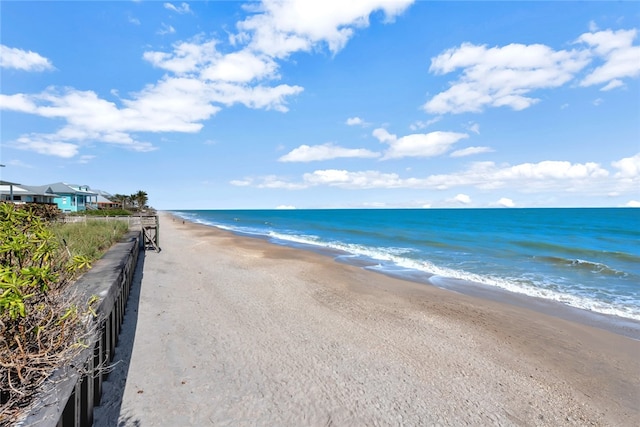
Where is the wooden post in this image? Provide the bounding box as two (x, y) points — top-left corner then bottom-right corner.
(141, 215), (160, 252)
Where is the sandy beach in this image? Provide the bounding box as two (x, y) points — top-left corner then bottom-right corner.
(93, 212), (639, 426)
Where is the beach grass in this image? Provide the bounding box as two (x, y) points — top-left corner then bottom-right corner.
(49, 220), (130, 260)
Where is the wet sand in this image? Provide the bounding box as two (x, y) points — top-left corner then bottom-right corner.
(94, 212), (639, 426)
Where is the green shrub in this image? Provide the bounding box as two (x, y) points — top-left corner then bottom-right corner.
(84, 209), (132, 217)
(0, 203), (127, 422)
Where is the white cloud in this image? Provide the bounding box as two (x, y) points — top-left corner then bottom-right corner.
(202, 50), (279, 82)
(624, 200), (640, 207)
(231, 175), (305, 189)
(612, 153), (640, 178)
(230, 179), (253, 186)
(279, 142), (379, 162)
(424, 27), (640, 114)
(164, 2), (191, 14)
(0, 93), (38, 112)
(257, 175), (307, 189)
(424, 41), (590, 114)
(492, 160), (609, 180)
(372, 128), (395, 143)
(1, 82), (297, 155)
(206, 81), (304, 112)
(408, 160), (611, 193)
(466, 122), (480, 134)
(237, 0), (414, 58)
(276, 205), (296, 209)
(600, 79), (623, 91)
(303, 169), (403, 189)
(409, 116), (442, 130)
(578, 29), (640, 89)
(78, 155), (96, 164)
(14, 135), (80, 158)
(157, 23), (176, 35)
(236, 158), (620, 194)
(71, 82), (212, 132)
(346, 116), (367, 126)
(454, 193), (471, 204)
(373, 128), (468, 159)
(1, 84), (203, 154)
(450, 146), (493, 157)
(2, 1), (416, 158)
(1, 71), (302, 156)
(497, 197), (515, 207)
(143, 40), (218, 74)
(144, 40), (281, 83)
(578, 29), (636, 57)
(0, 45), (54, 71)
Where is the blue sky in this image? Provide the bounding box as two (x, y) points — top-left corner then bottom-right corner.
(1, 1), (639, 209)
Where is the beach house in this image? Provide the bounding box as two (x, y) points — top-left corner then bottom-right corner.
(96, 190), (121, 210)
(0, 181), (59, 205)
(1, 181), (119, 213)
(45, 182), (98, 212)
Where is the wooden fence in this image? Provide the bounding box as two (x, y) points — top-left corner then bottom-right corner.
(16, 231), (142, 427)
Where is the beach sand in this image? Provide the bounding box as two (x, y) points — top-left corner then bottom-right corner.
(93, 212), (639, 426)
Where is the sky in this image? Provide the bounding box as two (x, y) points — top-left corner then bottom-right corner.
(1, 1), (639, 210)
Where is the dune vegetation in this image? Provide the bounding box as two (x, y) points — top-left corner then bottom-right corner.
(0, 203), (129, 422)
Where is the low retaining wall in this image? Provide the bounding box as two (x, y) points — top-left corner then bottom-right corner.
(17, 230), (141, 427)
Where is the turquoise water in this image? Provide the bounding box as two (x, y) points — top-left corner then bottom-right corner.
(171, 208), (640, 321)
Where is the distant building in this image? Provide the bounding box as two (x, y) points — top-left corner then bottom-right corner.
(0, 181), (59, 204)
(96, 194), (121, 209)
(0, 180), (125, 212)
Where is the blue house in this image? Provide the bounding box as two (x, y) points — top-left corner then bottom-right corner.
(46, 182), (98, 213)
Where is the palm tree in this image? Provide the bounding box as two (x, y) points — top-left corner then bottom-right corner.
(130, 193), (138, 209)
(134, 190), (148, 211)
(110, 193), (129, 210)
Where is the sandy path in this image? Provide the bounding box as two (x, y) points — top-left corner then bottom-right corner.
(94, 213), (639, 426)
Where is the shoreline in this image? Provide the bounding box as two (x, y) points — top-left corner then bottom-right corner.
(173, 211), (640, 340)
(95, 212), (640, 426)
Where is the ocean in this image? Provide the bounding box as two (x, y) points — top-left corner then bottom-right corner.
(170, 208), (640, 322)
